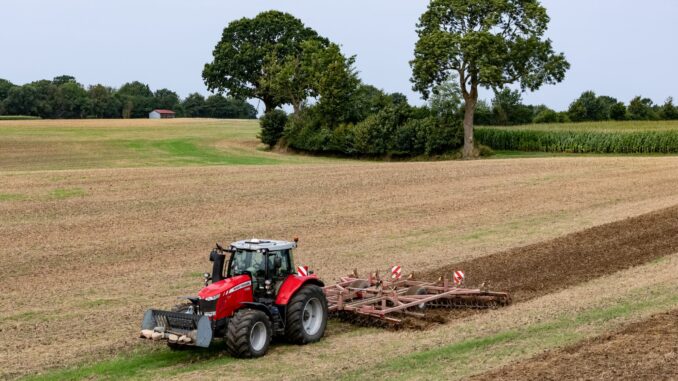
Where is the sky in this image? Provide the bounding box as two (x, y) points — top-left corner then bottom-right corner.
(1, 0), (677, 112)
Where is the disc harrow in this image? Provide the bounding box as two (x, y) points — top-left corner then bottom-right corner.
(323, 269), (511, 325)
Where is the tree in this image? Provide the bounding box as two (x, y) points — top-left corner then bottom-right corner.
(52, 75), (77, 86)
(26, 80), (58, 118)
(533, 107), (559, 123)
(609, 102), (627, 121)
(568, 91), (606, 122)
(429, 75), (463, 122)
(203, 11), (328, 112)
(627, 96), (657, 120)
(597, 95), (619, 120)
(53, 81), (89, 118)
(304, 42), (360, 126)
(411, 0), (569, 158)
(0, 79), (16, 114)
(117, 81), (154, 118)
(3, 85), (39, 116)
(491, 88), (532, 125)
(205, 95), (257, 119)
(0, 79), (15, 101)
(347, 84), (393, 122)
(153, 88), (181, 113)
(88, 84), (121, 118)
(259, 110), (288, 147)
(182, 93), (207, 118)
(659, 97), (678, 120)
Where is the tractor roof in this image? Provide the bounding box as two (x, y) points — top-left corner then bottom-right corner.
(230, 239), (297, 251)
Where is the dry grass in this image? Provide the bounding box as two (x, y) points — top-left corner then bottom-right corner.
(3, 156), (678, 378)
(0, 118), (332, 171)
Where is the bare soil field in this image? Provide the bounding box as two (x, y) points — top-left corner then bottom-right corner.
(474, 310), (678, 381)
(3, 151), (678, 378)
(426, 204), (678, 302)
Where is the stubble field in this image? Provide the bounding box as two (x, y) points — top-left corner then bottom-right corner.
(1, 119), (677, 380)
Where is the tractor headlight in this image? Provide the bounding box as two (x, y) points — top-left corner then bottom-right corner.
(204, 294), (220, 302)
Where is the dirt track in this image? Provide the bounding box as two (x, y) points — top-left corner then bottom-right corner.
(473, 310), (678, 381)
(426, 204), (678, 303)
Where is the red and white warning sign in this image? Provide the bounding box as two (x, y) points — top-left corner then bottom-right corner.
(391, 265), (402, 280)
(453, 270), (465, 286)
(297, 265), (309, 276)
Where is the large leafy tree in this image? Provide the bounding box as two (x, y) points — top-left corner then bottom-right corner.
(203, 11), (327, 112)
(182, 93), (207, 118)
(411, 0), (569, 158)
(0, 79), (16, 114)
(3, 85), (39, 116)
(153, 88), (181, 113)
(117, 81), (154, 118)
(88, 84), (121, 118)
(568, 91), (609, 122)
(492, 88), (533, 125)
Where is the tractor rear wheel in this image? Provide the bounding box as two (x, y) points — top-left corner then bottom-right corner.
(285, 285), (328, 344)
(226, 309), (272, 358)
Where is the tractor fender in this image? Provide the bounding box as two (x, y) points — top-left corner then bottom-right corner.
(239, 302), (274, 317)
(275, 275), (325, 305)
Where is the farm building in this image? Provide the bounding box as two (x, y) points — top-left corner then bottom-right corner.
(149, 109), (176, 119)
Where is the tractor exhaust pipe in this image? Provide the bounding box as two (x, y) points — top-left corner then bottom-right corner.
(210, 248), (226, 283)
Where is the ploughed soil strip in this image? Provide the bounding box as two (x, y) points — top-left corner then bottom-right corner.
(472, 310), (678, 381)
(424, 204), (678, 303)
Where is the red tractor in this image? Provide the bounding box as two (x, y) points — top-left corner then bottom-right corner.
(140, 238), (328, 358)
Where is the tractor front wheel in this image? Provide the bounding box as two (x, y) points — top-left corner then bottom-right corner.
(285, 285), (328, 344)
(226, 309), (272, 358)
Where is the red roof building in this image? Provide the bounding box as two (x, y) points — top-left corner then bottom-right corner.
(149, 109), (176, 119)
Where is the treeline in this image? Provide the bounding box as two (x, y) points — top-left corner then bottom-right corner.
(201, 11), (468, 158)
(476, 89), (678, 126)
(0, 76), (257, 119)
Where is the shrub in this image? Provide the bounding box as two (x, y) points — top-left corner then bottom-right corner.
(259, 110), (288, 148)
(478, 144), (495, 157)
(533, 109), (559, 124)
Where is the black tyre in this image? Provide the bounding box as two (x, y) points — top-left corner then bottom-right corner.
(226, 309), (272, 358)
(285, 285), (328, 344)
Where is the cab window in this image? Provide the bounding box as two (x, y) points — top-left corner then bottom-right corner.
(230, 250), (266, 278)
(268, 250), (291, 278)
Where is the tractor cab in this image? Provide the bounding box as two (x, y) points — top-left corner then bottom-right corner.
(208, 239), (297, 298)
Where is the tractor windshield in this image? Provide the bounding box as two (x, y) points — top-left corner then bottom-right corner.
(229, 250), (266, 278)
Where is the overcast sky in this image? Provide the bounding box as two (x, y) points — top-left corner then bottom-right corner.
(1, 0), (677, 111)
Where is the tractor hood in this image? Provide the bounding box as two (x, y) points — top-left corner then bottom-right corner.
(198, 275), (251, 300)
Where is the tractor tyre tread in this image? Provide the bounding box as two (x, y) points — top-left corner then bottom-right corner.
(226, 309), (271, 358)
(285, 285), (328, 345)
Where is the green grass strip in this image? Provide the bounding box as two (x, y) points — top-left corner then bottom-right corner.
(24, 344), (235, 381)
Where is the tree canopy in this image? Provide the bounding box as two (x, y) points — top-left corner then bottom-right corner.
(411, 0), (569, 157)
(203, 10), (328, 112)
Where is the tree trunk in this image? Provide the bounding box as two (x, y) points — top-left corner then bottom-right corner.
(263, 96), (275, 114)
(462, 98), (478, 159)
